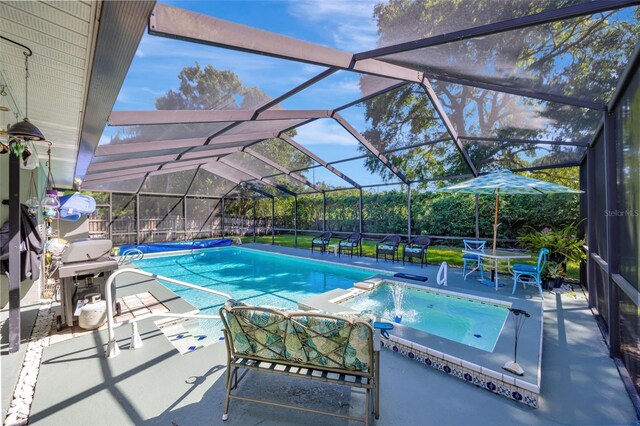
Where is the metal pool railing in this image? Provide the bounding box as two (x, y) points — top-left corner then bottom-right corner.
(105, 268), (232, 359)
(117, 248), (144, 265)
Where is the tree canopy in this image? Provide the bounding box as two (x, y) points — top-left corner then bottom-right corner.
(360, 0), (639, 186)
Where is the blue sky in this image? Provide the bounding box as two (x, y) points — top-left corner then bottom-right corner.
(105, 1), (628, 189)
(108, 0), (395, 187)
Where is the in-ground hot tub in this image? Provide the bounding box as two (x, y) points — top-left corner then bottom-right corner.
(318, 279), (543, 409)
(340, 282), (510, 352)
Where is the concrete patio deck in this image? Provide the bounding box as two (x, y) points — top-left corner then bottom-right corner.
(2, 243), (637, 425)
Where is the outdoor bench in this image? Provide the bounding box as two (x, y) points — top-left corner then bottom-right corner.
(219, 302), (380, 425)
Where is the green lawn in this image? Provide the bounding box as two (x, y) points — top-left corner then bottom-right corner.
(241, 234), (580, 280)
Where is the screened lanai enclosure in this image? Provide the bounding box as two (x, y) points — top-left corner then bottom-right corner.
(81, 2), (634, 244)
(2, 0), (638, 415)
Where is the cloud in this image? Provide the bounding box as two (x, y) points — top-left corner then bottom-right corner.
(126, 34), (326, 99)
(288, 0), (379, 52)
(295, 119), (358, 146)
(97, 133), (113, 146)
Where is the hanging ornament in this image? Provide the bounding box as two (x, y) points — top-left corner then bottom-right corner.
(41, 142), (59, 237)
(9, 138), (27, 157)
(25, 169), (40, 215)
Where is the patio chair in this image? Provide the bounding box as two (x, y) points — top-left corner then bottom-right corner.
(402, 236), (431, 267)
(512, 248), (549, 298)
(311, 232), (332, 254)
(462, 240), (486, 280)
(376, 235), (402, 262)
(338, 232), (362, 257)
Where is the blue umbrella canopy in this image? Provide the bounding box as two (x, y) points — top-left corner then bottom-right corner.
(438, 169), (582, 195)
(438, 170), (582, 252)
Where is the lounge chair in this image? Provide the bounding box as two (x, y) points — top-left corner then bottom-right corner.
(402, 235), (431, 267)
(311, 231), (332, 254)
(462, 239), (486, 280)
(512, 248), (548, 298)
(338, 232), (362, 257)
(376, 235), (402, 262)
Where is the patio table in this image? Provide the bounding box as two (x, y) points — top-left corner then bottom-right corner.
(462, 249), (531, 290)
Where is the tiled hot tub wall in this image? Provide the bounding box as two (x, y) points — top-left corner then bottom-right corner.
(381, 335), (540, 409)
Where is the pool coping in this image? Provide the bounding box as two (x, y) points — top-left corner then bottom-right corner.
(300, 278), (543, 409)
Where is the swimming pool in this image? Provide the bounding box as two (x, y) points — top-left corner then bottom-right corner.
(134, 247), (375, 315)
(340, 282), (509, 352)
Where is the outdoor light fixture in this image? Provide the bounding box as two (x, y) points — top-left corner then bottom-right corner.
(0, 36), (45, 156)
(503, 308), (530, 376)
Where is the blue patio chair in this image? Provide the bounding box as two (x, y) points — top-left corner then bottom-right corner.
(512, 248), (549, 298)
(462, 240), (486, 280)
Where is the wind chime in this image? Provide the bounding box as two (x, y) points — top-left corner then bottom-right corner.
(25, 169), (39, 216)
(42, 142), (60, 237)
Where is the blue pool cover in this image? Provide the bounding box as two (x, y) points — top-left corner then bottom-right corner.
(120, 238), (233, 254)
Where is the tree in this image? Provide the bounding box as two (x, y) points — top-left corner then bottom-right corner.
(360, 0), (639, 186)
(108, 62), (312, 202)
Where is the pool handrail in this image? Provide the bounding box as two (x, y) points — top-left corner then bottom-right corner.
(117, 248), (144, 265)
(105, 268), (232, 359)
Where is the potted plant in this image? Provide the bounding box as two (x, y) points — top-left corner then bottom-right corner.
(518, 222), (586, 271)
(542, 261), (564, 290)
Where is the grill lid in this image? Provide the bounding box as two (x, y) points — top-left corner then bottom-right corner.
(61, 239), (113, 263)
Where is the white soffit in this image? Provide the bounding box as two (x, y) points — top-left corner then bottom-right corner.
(0, 1), (100, 187)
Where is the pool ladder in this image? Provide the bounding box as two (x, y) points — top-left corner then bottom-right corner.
(104, 268), (232, 358)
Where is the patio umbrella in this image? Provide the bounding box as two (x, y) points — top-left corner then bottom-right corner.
(438, 169), (582, 253)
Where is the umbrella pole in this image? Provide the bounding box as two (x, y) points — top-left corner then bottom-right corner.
(492, 191), (499, 254)
(491, 191), (499, 282)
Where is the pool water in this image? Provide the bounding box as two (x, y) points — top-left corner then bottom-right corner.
(134, 247), (375, 315)
(341, 283), (509, 352)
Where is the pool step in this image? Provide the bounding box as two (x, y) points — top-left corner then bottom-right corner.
(155, 317), (222, 354)
(354, 277), (384, 290)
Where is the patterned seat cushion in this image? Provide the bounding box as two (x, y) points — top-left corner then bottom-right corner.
(223, 307), (373, 372)
(285, 315), (371, 371)
(225, 308), (288, 361)
(405, 247), (424, 254)
(314, 239), (330, 244)
(378, 244), (396, 251)
(339, 241), (357, 247)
